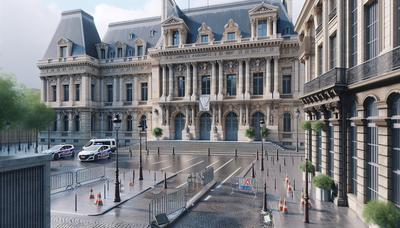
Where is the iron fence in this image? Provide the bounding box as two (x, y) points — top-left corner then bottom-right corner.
(148, 188), (186, 225)
(50, 172), (74, 191)
(75, 166), (106, 186)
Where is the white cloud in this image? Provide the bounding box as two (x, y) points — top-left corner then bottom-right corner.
(0, 0), (61, 88)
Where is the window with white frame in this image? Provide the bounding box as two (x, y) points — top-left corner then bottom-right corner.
(172, 31), (180, 46)
(253, 73), (263, 95)
(141, 82), (148, 101)
(365, 1), (378, 60)
(330, 35), (337, 69)
(283, 113), (291, 132)
(350, 0), (358, 67)
(227, 32), (236, 41)
(226, 75), (236, 96)
(126, 83), (132, 102)
(365, 97), (379, 201)
(63, 85), (69, 101)
(178, 77), (185, 97)
(282, 75), (291, 95)
(201, 35), (209, 43)
(349, 101), (358, 194)
(257, 20), (267, 37)
(390, 94), (400, 207)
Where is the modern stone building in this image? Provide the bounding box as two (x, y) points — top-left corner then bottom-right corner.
(38, 0), (304, 147)
(295, 0), (400, 218)
(0, 154), (51, 228)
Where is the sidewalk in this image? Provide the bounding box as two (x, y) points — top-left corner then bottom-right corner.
(248, 154), (367, 228)
(51, 167), (167, 216)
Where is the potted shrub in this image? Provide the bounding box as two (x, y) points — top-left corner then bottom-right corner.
(312, 120), (326, 133)
(302, 121), (312, 131)
(299, 160), (315, 182)
(152, 127), (163, 140)
(312, 174), (333, 202)
(363, 200), (400, 228)
(245, 128), (256, 141)
(261, 127), (270, 140)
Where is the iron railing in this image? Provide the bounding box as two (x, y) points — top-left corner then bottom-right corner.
(304, 68), (347, 94)
(50, 172), (74, 191)
(75, 166), (106, 186)
(329, 8), (337, 21)
(148, 188), (186, 225)
(315, 24), (323, 35)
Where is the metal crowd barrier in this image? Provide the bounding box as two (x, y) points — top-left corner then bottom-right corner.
(75, 166), (106, 186)
(148, 188), (186, 225)
(50, 172), (74, 191)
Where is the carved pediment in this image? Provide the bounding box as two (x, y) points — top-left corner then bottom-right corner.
(135, 38), (144, 46)
(115, 41), (126, 48)
(197, 22), (214, 43)
(57, 38), (72, 46)
(162, 16), (184, 26)
(249, 3), (278, 16)
(224, 19), (239, 30)
(198, 22), (212, 33)
(96, 42), (109, 49)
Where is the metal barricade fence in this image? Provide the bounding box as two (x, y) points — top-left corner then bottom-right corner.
(148, 188), (186, 224)
(75, 166), (106, 186)
(50, 172), (74, 191)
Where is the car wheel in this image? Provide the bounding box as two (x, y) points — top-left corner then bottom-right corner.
(71, 151), (75, 158)
(94, 154), (99, 161)
(53, 153), (59, 160)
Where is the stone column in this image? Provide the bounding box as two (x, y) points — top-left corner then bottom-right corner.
(185, 63), (191, 100)
(99, 78), (103, 103)
(68, 112), (74, 132)
(238, 60), (244, 99)
(273, 57), (280, 98)
(217, 60), (224, 100)
(265, 58), (272, 98)
(69, 77), (74, 105)
(133, 77), (138, 105)
(211, 61), (217, 99)
(41, 78), (46, 102)
(119, 77), (124, 104)
(332, 115), (348, 206)
(244, 59), (250, 99)
(113, 77), (117, 104)
(251, 19), (256, 39)
(376, 103), (390, 201)
(161, 65), (167, 99)
(47, 79), (51, 103)
(273, 18), (277, 37)
(192, 63), (198, 100)
(321, 117), (329, 175)
(167, 64), (173, 101)
(268, 18), (273, 37)
(82, 75), (88, 106)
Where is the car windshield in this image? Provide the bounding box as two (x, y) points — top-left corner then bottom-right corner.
(84, 141), (93, 147)
(85, 145), (102, 152)
(49, 145), (63, 150)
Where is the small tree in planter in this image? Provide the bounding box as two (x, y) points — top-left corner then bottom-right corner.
(363, 200), (400, 228)
(261, 128), (270, 140)
(152, 127), (163, 140)
(300, 160), (315, 182)
(312, 174), (334, 202)
(312, 120), (326, 133)
(302, 121), (312, 131)
(245, 128), (256, 141)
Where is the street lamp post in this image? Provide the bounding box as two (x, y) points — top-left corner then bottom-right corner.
(304, 157), (310, 223)
(138, 123), (146, 181)
(260, 118), (265, 171)
(47, 124), (51, 149)
(6, 121), (10, 153)
(295, 108), (300, 153)
(113, 115), (122, 203)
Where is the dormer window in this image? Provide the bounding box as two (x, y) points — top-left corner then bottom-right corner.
(100, 49), (106, 59)
(117, 48), (123, 58)
(129, 33), (135, 40)
(137, 45), (143, 56)
(258, 20), (268, 37)
(150, 30), (155, 37)
(201, 35), (209, 43)
(172, 30), (180, 46)
(109, 51), (115, 59)
(60, 46), (67, 58)
(227, 32), (236, 41)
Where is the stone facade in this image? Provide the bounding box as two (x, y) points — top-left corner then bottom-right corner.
(295, 0), (400, 219)
(38, 0), (304, 148)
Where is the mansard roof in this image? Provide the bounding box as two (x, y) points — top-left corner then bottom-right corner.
(43, 10), (101, 59)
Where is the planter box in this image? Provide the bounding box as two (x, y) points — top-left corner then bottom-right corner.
(315, 187), (330, 202)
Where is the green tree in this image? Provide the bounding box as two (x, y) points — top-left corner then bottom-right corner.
(0, 73), (24, 130)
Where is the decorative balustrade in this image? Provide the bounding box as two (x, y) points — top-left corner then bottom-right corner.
(304, 68), (347, 94)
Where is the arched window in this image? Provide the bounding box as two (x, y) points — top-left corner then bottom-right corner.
(283, 113), (291, 132)
(74, 115), (80, 132)
(140, 115), (147, 130)
(349, 100), (358, 194)
(389, 93), (400, 207)
(365, 97), (378, 200)
(251, 112), (265, 141)
(127, 115), (133, 132)
(63, 115), (69, 131)
(107, 115), (113, 131)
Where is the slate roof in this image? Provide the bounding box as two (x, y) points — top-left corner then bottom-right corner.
(43, 10), (101, 59)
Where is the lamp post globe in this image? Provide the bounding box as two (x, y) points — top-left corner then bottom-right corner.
(113, 115), (122, 202)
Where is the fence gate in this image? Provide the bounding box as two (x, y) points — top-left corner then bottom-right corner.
(148, 188), (186, 225)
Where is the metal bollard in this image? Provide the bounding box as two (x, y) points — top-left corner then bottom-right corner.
(276, 149), (279, 161)
(256, 149), (259, 161)
(132, 170), (135, 182)
(293, 179), (296, 191)
(292, 157), (294, 166)
(147, 149), (149, 155)
(164, 172), (167, 189)
(74, 193), (78, 212)
(104, 183), (107, 199)
(157, 147), (160, 155)
(274, 178), (276, 190)
(172, 147), (175, 156)
(284, 157), (286, 166)
(252, 163), (255, 178)
(279, 164), (281, 173)
(208, 148), (210, 156)
(235, 149), (238, 158)
(267, 168), (269, 177)
(123, 171), (125, 180)
(107, 179), (109, 191)
(266, 151), (268, 161)
(129, 147), (132, 158)
(154, 172), (156, 183)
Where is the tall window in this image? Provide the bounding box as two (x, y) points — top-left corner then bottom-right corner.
(107, 115), (113, 131)
(75, 84), (80, 101)
(365, 97), (379, 201)
(141, 83), (148, 101)
(258, 20), (267, 37)
(390, 94), (400, 207)
(328, 120), (334, 177)
(201, 76), (210, 95)
(60, 46), (67, 57)
(52, 85), (57, 102)
(226, 75), (236, 96)
(74, 115), (80, 132)
(126, 83), (132, 101)
(63, 85), (69, 101)
(100, 49), (106, 59)
(350, 101), (358, 194)
(316, 113), (322, 172)
(227, 32), (236, 41)
(107, 84), (113, 102)
(91, 84), (95, 101)
(365, 1), (378, 60)
(330, 35), (337, 69)
(172, 31), (180, 46)
(398, 0), (400, 46)
(282, 75), (291, 95)
(178, 77), (185, 97)
(201, 35), (209, 43)
(63, 115), (68, 131)
(283, 113), (291, 132)
(127, 115), (133, 132)
(350, 0), (358, 67)
(253, 73), (263, 95)
(137, 45), (143, 56)
(318, 45), (323, 75)
(117, 48), (123, 58)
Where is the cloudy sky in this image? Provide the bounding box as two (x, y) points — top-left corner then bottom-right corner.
(0, 0), (305, 88)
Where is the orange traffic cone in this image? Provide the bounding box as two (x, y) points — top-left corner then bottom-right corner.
(283, 198), (288, 214)
(278, 198), (283, 212)
(89, 188), (95, 199)
(300, 192), (305, 207)
(95, 193), (103, 206)
(285, 175), (289, 186)
(287, 184), (293, 198)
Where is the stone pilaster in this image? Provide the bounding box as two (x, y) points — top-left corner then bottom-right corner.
(332, 117), (348, 206)
(191, 63), (198, 100)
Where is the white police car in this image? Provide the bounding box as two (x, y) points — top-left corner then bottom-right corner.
(42, 144), (75, 160)
(78, 145), (112, 162)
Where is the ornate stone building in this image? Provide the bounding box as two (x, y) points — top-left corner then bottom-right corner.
(38, 0), (304, 147)
(296, 0), (400, 218)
